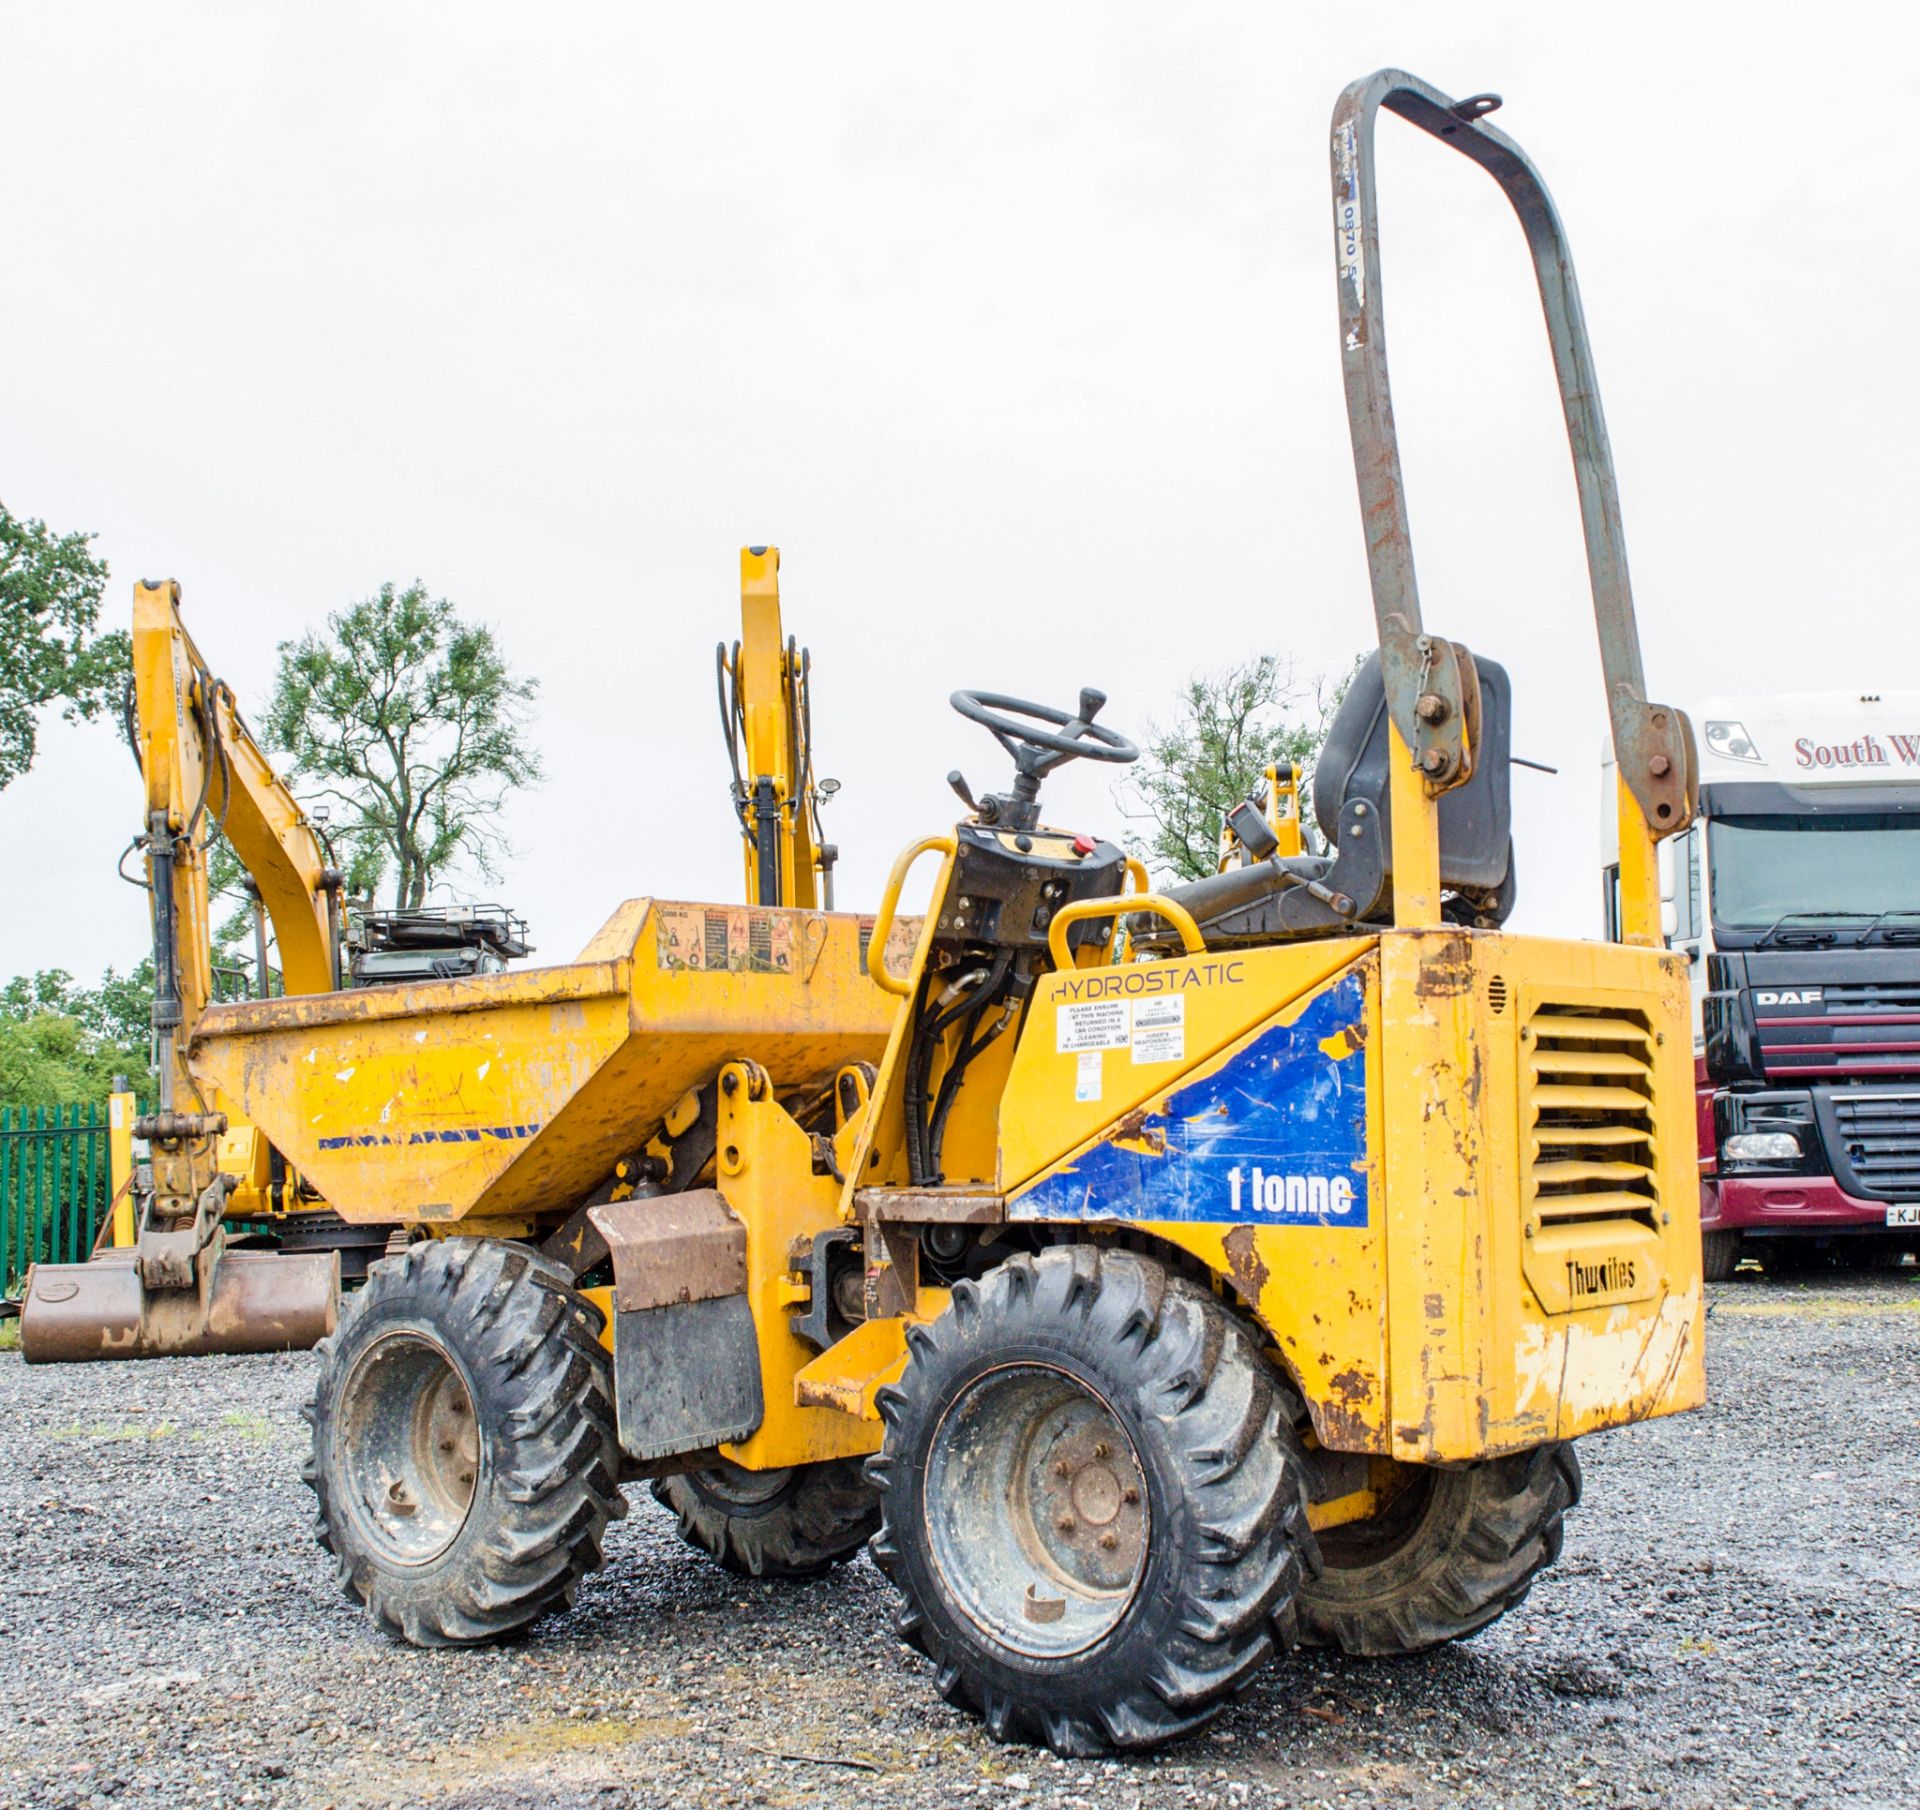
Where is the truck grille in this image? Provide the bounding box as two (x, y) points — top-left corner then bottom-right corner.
(1523, 1006), (1660, 1231)
(1829, 1093), (1920, 1200)
(1759, 980), (1920, 1083)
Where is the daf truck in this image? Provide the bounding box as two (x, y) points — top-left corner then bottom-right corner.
(1604, 692), (1920, 1275)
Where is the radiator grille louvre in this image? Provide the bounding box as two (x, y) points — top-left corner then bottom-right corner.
(1830, 1093), (1920, 1199)
(1525, 1005), (1660, 1230)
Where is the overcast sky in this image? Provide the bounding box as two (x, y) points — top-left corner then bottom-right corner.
(5, 3), (1918, 980)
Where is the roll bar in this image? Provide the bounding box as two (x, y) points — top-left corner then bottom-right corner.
(1330, 69), (1696, 945)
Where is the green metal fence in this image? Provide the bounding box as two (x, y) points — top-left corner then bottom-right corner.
(0, 1104), (116, 1294)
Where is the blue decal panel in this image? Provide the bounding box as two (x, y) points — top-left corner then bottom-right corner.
(1014, 970), (1369, 1228)
(316, 1123), (541, 1151)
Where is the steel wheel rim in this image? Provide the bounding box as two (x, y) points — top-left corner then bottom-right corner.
(1316, 1462), (1434, 1570)
(688, 1461), (796, 1516)
(924, 1363), (1148, 1660)
(338, 1331), (481, 1566)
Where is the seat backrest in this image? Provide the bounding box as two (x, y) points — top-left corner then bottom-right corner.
(1311, 650), (1513, 902)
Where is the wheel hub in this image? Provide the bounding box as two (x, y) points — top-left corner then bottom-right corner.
(339, 1332), (480, 1566)
(924, 1364), (1149, 1659)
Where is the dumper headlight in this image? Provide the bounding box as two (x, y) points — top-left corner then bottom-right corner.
(1724, 1130), (1801, 1162)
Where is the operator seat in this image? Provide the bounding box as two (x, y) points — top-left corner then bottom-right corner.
(1148, 651), (1516, 947)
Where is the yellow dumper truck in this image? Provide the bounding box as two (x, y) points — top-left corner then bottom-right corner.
(25, 71), (1703, 1755)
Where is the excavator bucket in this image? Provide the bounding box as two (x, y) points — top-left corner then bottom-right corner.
(18, 1244), (339, 1363)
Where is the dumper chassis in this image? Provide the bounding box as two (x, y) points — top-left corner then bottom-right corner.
(27, 71), (1706, 1757)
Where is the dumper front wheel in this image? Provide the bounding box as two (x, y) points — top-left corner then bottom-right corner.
(303, 1237), (627, 1647)
(653, 1458), (880, 1577)
(870, 1245), (1316, 1757)
(1298, 1444), (1580, 1656)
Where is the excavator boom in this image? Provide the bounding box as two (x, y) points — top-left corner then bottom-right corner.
(719, 548), (836, 908)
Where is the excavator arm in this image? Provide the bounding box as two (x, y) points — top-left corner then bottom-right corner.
(132, 578), (339, 1109)
(718, 547), (837, 908)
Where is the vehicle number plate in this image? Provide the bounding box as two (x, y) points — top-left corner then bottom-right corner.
(1887, 1203), (1920, 1228)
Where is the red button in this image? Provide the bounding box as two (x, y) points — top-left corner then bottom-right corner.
(1072, 834), (1097, 855)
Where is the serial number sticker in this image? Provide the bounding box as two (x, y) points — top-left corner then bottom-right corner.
(1058, 1000), (1129, 1053)
(1333, 120), (1364, 308)
(1075, 1049), (1103, 1103)
(1130, 995), (1185, 1065)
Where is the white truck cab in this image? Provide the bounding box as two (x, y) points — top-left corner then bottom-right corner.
(1602, 693), (1920, 1274)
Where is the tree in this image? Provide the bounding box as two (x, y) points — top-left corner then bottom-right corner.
(0, 500), (130, 789)
(1121, 654), (1359, 882)
(263, 583), (541, 909)
(0, 964), (154, 1104)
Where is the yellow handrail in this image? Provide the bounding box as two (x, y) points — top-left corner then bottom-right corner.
(867, 835), (956, 998)
(1046, 893), (1205, 970)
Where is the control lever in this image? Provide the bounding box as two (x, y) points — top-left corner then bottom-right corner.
(1278, 864), (1355, 918)
(948, 770), (979, 812)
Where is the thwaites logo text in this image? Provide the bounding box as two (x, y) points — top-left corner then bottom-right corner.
(1566, 1254), (1638, 1299)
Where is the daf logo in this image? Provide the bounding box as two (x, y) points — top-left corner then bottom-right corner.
(1755, 989), (1823, 1007)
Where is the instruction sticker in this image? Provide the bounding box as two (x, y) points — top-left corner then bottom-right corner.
(1057, 1000), (1129, 1053)
(1130, 995), (1186, 1065)
(1075, 1050), (1104, 1103)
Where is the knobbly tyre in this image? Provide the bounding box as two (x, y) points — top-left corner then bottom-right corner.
(47, 73), (1708, 1756)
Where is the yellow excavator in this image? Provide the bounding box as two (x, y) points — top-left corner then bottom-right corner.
(20, 580), (345, 1358)
(20, 547), (839, 1359)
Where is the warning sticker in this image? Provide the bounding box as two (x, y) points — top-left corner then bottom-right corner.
(856, 914), (924, 986)
(1075, 1049), (1103, 1103)
(1058, 1000), (1130, 1053)
(655, 904), (797, 974)
(1130, 995), (1186, 1065)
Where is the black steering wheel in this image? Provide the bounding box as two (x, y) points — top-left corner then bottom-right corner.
(951, 688), (1139, 771)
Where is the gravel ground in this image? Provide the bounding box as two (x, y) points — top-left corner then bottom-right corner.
(1, 1264), (1916, 1810)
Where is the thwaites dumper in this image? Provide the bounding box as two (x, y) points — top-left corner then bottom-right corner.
(71, 73), (1707, 1756)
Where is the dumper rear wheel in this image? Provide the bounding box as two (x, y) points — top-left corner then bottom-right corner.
(870, 1245), (1316, 1757)
(1298, 1444), (1580, 1655)
(303, 1237), (627, 1646)
(653, 1458), (879, 1577)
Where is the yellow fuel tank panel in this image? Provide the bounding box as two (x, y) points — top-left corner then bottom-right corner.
(997, 927), (1703, 1464)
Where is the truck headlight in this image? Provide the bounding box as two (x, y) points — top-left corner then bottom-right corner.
(1724, 1130), (1801, 1162)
